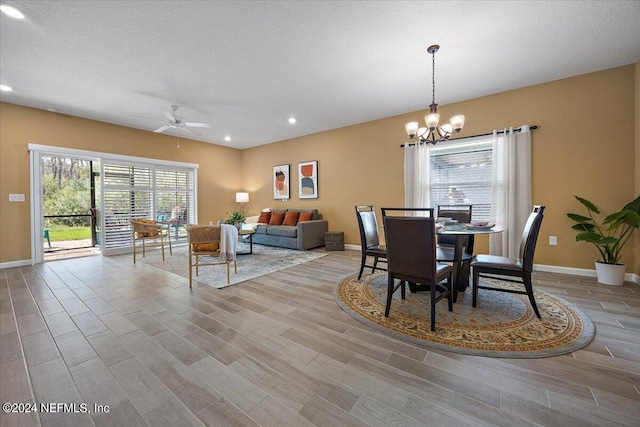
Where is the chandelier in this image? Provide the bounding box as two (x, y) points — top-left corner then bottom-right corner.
(405, 45), (465, 144)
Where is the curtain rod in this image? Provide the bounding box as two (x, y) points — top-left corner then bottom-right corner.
(400, 125), (538, 148)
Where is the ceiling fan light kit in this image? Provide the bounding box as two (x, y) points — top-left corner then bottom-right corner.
(405, 45), (465, 145)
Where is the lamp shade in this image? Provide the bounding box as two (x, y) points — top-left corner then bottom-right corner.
(236, 192), (249, 203)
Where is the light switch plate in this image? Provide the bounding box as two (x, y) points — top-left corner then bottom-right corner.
(549, 236), (557, 246)
(9, 194), (25, 202)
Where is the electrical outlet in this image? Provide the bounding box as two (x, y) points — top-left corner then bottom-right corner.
(549, 236), (557, 246)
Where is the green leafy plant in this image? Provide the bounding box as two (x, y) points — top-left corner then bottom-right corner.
(567, 196), (640, 264)
(226, 211), (246, 225)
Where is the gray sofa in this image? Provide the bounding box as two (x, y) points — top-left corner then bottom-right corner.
(251, 208), (328, 250)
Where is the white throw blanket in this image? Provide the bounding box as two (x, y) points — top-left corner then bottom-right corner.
(219, 224), (238, 261)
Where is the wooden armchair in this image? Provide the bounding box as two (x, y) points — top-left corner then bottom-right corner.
(131, 219), (172, 263)
(188, 224), (237, 288)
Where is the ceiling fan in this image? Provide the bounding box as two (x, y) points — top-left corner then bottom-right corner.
(130, 104), (211, 136)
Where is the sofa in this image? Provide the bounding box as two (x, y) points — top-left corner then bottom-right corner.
(243, 208), (328, 250)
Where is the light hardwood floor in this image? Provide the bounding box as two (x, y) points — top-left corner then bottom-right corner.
(1, 248), (639, 427)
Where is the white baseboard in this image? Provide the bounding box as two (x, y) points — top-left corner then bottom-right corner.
(0, 259), (33, 269)
(533, 263), (639, 285)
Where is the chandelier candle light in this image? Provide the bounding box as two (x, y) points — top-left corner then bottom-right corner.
(405, 45), (465, 144)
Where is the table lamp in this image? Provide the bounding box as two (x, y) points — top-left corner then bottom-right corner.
(236, 192), (249, 217)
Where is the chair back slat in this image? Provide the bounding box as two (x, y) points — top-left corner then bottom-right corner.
(381, 207), (434, 218)
(520, 205), (545, 272)
(383, 216), (437, 282)
(188, 225), (221, 245)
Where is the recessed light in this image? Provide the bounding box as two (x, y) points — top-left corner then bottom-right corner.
(0, 84), (13, 92)
(288, 117), (297, 124)
(224, 136), (231, 142)
(0, 5), (25, 19)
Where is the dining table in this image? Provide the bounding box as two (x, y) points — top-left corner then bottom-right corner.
(437, 224), (503, 293)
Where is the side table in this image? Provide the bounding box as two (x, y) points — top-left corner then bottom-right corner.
(237, 229), (255, 255)
(325, 231), (344, 251)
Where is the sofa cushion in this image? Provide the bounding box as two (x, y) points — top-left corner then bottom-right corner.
(254, 224), (269, 235)
(299, 212), (314, 222)
(282, 211), (300, 226)
(258, 211), (271, 224)
(293, 209), (319, 220)
(269, 211), (285, 225)
(266, 225), (297, 238)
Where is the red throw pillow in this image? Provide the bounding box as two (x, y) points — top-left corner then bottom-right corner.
(269, 211), (286, 225)
(258, 211), (271, 224)
(282, 211), (300, 226)
(298, 212), (314, 222)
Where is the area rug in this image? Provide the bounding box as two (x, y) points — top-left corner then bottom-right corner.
(334, 272), (595, 358)
(139, 242), (327, 289)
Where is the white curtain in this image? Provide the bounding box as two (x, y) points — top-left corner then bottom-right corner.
(404, 142), (431, 208)
(489, 126), (532, 258)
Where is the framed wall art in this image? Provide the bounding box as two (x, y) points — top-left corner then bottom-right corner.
(298, 160), (318, 199)
(273, 164), (290, 200)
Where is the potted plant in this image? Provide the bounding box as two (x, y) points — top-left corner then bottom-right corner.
(226, 211), (246, 230)
(567, 195), (640, 285)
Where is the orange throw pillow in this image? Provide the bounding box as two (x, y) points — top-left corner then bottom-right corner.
(136, 218), (158, 237)
(269, 211), (286, 225)
(298, 212), (314, 222)
(258, 211), (271, 224)
(193, 242), (219, 252)
(282, 211), (300, 226)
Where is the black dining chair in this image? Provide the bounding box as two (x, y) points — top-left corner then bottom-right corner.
(383, 216), (453, 331)
(436, 204), (474, 291)
(355, 205), (387, 280)
(471, 205), (546, 318)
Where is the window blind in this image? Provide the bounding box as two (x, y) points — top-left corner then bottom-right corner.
(100, 162), (196, 254)
(155, 167), (196, 226)
(429, 139), (493, 219)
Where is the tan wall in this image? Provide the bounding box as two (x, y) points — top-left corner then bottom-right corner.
(1, 65), (637, 272)
(242, 65), (638, 272)
(0, 103), (243, 263)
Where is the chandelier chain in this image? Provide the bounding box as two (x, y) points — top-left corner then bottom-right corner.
(432, 49), (436, 105)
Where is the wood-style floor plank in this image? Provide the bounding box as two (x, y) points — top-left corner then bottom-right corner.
(0, 248), (638, 426)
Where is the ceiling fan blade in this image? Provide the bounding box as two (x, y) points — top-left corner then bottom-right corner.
(129, 114), (164, 123)
(180, 126), (201, 136)
(184, 122), (211, 128)
(163, 111), (176, 121)
(153, 125), (171, 133)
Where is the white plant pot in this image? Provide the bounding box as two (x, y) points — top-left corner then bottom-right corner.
(594, 261), (626, 286)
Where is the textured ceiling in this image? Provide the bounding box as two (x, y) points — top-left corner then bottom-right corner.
(1, 1), (639, 149)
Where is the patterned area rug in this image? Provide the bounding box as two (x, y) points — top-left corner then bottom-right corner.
(334, 272), (595, 358)
(139, 242), (327, 289)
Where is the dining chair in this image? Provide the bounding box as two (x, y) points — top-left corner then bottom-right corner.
(436, 204), (474, 289)
(131, 219), (172, 263)
(383, 216), (453, 331)
(471, 205), (546, 318)
(355, 205), (387, 280)
(187, 224), (238, 288)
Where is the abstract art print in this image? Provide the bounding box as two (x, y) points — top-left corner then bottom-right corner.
(273, 164), (290, 200)
(298, 160), (318, 199)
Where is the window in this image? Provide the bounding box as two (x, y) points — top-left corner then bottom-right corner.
(427, 137), (493, 219)
(155, 167), (195, 224)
